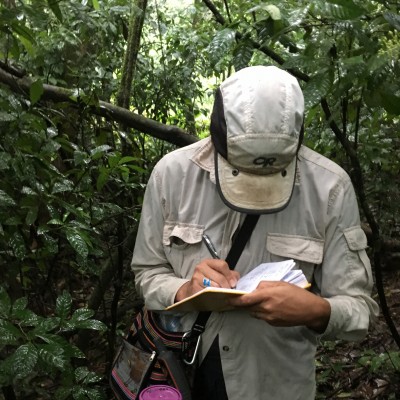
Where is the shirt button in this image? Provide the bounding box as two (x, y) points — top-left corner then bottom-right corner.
(222, 345), (230, 352)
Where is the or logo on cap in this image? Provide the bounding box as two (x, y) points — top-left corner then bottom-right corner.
(253, 157), (276, 167)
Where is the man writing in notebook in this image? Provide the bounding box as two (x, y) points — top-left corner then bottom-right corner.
(131, 65), (378, 400)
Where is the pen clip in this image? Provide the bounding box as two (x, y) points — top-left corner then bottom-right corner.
(202, 234), (220, 259)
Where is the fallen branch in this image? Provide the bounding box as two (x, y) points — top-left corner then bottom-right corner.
(0, 67), (197, 148)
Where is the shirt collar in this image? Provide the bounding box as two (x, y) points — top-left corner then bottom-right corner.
(190, 137), (216, 183)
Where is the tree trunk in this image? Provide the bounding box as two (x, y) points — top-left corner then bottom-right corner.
(116, 0), (148, 156)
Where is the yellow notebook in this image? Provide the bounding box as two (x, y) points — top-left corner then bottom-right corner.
(165, 260), (310, 312)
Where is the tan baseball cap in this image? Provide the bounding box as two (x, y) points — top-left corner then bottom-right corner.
(210, 66), (304, 214)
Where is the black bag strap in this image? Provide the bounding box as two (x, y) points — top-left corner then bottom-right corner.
(185, 214), (260, 346)
(154, 338), (192, 400)
(225, 214), (260, 269)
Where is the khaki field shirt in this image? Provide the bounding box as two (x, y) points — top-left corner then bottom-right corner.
(131, 137), (378, 400)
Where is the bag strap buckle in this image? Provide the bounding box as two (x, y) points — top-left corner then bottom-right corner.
(181, 331), (201, 365)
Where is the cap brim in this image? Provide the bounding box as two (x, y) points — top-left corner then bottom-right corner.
(215, 152), (296, 214)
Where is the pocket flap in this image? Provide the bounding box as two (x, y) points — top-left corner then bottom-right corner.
(343, 226), (368, 251)
(163, 221), (204, 246)
(267, 233), (324, 264)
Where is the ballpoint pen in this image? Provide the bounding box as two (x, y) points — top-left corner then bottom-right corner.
(202, 234), (220, 259)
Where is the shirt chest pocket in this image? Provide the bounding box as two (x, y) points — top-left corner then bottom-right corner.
(163, 221), (204, 279)
(266, 233), (324, 283)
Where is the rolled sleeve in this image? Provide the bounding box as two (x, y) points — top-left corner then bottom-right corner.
(316, 179), (379, 341)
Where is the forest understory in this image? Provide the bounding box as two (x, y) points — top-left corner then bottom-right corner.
(315, 267), (400, 399)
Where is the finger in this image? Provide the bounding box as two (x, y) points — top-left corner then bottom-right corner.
(195, 259), (237, 288)
(256, 280), (285, 289)
(201, 276), (216, 288)
(251, 310), (263, 320)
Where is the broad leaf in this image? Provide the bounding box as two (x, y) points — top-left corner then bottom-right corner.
(47, 0), (63, 22)
(30, 79), (44, 105)
(207, 28), (236, 67)
(92, 0), (100, 11)
(323, 0), (365, 20)
(90, 145), (112, 160)
(75, 366), (102, 384)
(0, 287), (11, 317)
(233, 40), (254, 71)
(303, 71), (333, 109)
(0, 320), (22, 345)
(38, 343), (67, 370)
(0, 189), (16, 207)
(11, 296), (28, 315)
(74, 319), (107, 331)
(9, 232), (27, 260)
(71, 308), (94, 322)
(247, 4), (281, 20)
(56, 291), (72, 319)
(25, 205), (38, 225)
(66, 229), (89, 258)
(384, 12), (400, 31)
(13, 344), (38, 378)
(380, 93), (400, 115)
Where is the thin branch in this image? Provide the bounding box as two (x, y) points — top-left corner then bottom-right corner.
(202, 0), (225, 25)
(223, 0), (231, 23)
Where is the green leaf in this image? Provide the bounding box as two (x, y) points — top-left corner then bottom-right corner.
(11, 297), (28, 315)
(74, 319), (107, 331)
(56, 291), (72, 319)
(75, 367), (102, 384)
(118, 156), (139, 165)
(247, 4), (281, 20)
(38, 343), (67, 370)
(0, 111), (17, 122)
(0, 287), (11, 317)
(0, 189), (16, 207)
(0, 321), (22, 345)
(31, 316), (60, 334)
(13, 309), (41, 326)
(0, 152), (11, 170)
(30, 79), (44, 105)
(71, 308), (94, 322)
(25, 206), (39, 225)
(52, 180), (74, 194)
(9, 232), (27, 260)
(96, 167), (111, 191)
(15, 34), (35, 56)
(10, 21), (36, 44)
(92, 0), (100, 11)
(13, 344), (38, 378)
(90, 145), (112, 160)
(303, 71), (332, 108)
(208, 28), (236, 67)
(66, 229), (89, 258)
(36, 333), (85, 358)
(73, 150), (89, 166)
(85, 388), (106, 400)
(384, 12), (400, 31)
(47, 0), (63, 22)
(55, 387), (72, 400)
(324, 0), (365, 20)
(233, 40), (254, 71)
(380, 93), (400, 115)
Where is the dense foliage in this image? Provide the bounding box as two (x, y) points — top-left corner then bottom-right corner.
(0, 0), (399, 398)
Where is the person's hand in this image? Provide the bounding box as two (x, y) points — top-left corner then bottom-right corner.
(175, 259), (240, 302)
(228, 281), (331, 333)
